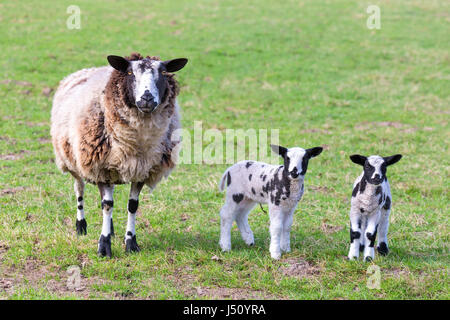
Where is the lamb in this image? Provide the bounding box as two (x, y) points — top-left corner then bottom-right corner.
(347, 154), (402, 261)
(50, 52), (188, 257)
(218, 144), (323, 259)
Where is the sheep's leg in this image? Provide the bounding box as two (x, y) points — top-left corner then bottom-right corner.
(235, 201), (256, 246)
(363, 212), (380, 262)
(268, 206), (283, 260)
(280, 209), (295, 253)
(97, 183), (114, 258)
(219, 200), (237, 252)
(125, 182), (144, 253)
(377, 207), (390, 256)
(74, 178), (87, 235)
(348, 210), (362, 260)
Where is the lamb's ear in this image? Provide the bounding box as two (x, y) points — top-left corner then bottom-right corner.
(306, 147), (323, 159)
(350, 154), (367, 166)
(107, 55), (129, 73)
(162, 58), (188, 72)
(270, 144), (288, 158)
(384, 154), (402, 166)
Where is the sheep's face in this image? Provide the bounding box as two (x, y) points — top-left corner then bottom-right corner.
(350, 154), (402, 185)
(107, 55), (188, 113)
(271, 145), (323, 179)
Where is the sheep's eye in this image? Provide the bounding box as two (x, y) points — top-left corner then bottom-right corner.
(127, 71), (133, 75)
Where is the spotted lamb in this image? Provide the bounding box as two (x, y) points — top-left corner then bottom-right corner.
(51, 52), (187, 257)
(218, 144), (323, 259)
(347, 154), (402, 261)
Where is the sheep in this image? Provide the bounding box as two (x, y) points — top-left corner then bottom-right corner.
(50, 52), (188, 257)
(347, 154), (402, 261)
(218, 144), (323, 259)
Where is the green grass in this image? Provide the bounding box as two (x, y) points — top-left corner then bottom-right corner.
(0, 0), (449, 299)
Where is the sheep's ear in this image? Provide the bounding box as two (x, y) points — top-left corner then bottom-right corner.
(162, 58), (188, 72)
(350, 154), (367, 166)
(107, 55), (129, 73)
(270, 144), (288, 157)
(306, 147), (323, 159)
(384, 154), (402, 166)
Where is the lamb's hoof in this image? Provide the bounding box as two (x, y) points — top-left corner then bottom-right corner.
(249, 242), (254, 247)
(347, 255), (358, 261)
(125, 235), (140, 253)
(98, 234), (112, 258)
(76, 218), (87, 235)
(364, 256), (373, 262)
(377, 242), (389, 256)
(270, 252), (281, 260)
(359, 244), (365, 252)
(110, 218), (115, 237)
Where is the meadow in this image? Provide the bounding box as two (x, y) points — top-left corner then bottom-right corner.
(0, 0), (448, 299)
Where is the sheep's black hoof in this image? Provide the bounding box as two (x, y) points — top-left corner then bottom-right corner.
(98, 234), (112, 258)
(76, 218), (87, 235)
(110, 218), (115, 237)
(364, 256), (373, 262)
(377, 242), (389, 256)
(125, 235), (140, 253)
(249, 242), (254, 246)
(359, 244), (365, 252)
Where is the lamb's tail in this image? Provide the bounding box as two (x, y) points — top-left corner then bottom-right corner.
(218, 170), (229, 192)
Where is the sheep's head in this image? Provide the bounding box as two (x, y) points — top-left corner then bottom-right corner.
(107, 55), (188, 113)
(350, 154), (402, 185)
(271, 145), (323, 179)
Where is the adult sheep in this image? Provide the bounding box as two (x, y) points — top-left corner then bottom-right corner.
(51, 52), (188, 257)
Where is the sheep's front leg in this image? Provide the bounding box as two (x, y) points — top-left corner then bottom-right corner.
(269, 207), (283, 260)
(74, 178), (87, 235)
(348, 210), (362, 260)
(97, 183), (114, 258)
(280, 209), (295, 253)
(125, 182), (144, 253)
(363, 212), (380, 262)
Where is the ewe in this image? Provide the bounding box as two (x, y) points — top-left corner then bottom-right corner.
(51, 53), (187, 257)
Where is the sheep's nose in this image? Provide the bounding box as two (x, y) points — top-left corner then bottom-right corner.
(141, 90), (153, 102)
(374, 174), (381, 180)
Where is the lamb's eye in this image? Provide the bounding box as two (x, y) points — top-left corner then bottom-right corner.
(128, 71), (133, 75)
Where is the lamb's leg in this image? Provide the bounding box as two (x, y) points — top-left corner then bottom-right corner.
(280, 209), (295, 253)
(219, 200), (237, 252)
(363, 212), (380, 262)
(359, 216), (367, 253)
(235, 201), (256, 246)
(377, 207), (390, 256)
(74, 178), (87, 235)
(268, 206), (283, 260)
(97, 183), (114, 258)
(348, 210), (362, 260)
(125, 182), (144, 253)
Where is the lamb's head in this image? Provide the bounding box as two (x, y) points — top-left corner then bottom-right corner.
(271, 144), (323, 179)
(350, 154), (402, 185)
(107, 55), (188, 113)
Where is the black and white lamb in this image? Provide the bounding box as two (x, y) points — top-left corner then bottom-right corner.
(347, 154), (402, 261)
(218, 144), (323, 259)
(50, 53), (187, 257)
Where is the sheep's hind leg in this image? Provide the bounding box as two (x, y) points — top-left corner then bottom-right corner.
(377, 207), (390, 256)
(235, 200), (257, 246)
(74, 178), (87, 235)
(97, 183), (114, 258)
(125, 182), (144, 253)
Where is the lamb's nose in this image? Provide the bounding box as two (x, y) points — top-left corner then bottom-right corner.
(374, 174), (381, 180)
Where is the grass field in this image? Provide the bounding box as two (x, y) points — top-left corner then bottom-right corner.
(0, 0), (448, 300)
